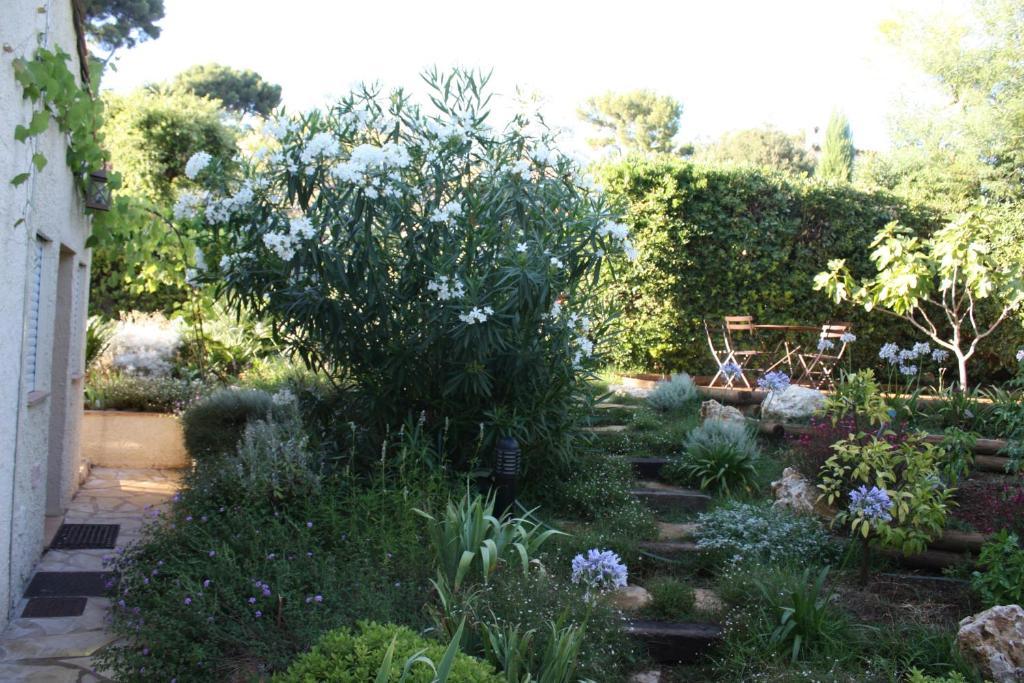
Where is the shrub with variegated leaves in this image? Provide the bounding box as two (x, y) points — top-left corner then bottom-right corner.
(177, 69), (633, 471)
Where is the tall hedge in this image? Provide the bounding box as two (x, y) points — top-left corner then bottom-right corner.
(597, 157), (942, 374)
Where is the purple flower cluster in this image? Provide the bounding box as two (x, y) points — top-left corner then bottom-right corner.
(570, 548), (627, 592)
(722, 361), (742, 379)
(757, 371), (790, 393)
(848, 485), (893, 523)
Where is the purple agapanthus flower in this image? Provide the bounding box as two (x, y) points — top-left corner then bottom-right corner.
(722, 361), (742, 379)
(848, 485), (893, 523)
(571, 548), (628, 592)
(757, 371), (790, 393)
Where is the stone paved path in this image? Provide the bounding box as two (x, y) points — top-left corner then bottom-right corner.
(0, 468), (181, 682)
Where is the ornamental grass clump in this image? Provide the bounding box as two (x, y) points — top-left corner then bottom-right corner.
(646, 373), (699, 413)
(664, 419), (761, 494)
(180, 68), (635, 474)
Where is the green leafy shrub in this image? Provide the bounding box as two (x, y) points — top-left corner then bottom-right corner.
(907, 669), (968, 683)
(695, 501), (838, 567)
(85, 315), (114, 369)
(596, 157), (944, 375)
(664, 419), (761, 494)
(970, 530), (1024, 608)
(189, 69), (633, 473)
(181, 387), (273, 459)
(274, 621), (501, 683)
(84, 372), (201, 412)
(641, 577), (696, 621)
(645, 373), (699, 413)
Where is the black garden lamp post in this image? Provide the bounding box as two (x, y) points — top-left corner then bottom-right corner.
(84, 168), (111, 211)
(493, 436), (521, 517)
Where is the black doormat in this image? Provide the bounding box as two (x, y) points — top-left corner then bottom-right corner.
(24, 572), (113, 597)
(49, 523), (119, 550)
(20, 596), (88, 618)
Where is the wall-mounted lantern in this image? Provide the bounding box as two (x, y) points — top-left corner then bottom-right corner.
(84, 168), (111, 211)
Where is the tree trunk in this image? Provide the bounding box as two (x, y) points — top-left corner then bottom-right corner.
(956, 354), (969, 392)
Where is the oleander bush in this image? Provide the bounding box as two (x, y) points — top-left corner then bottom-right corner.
(274, 621), (502, 683)
(183, 68), (635, 475)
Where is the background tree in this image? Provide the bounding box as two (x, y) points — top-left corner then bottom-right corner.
(82, 0), (164, 54)
(693, 126), (814, 175)
(815, 213), (1024, 389)
(90, 88), (237, 314)
(577, 90), (682, 154)
(170, 63), (282, 117)
(816, 111), (855, 182)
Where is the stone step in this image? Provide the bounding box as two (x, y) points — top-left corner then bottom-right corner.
(595, 403), (638, 411)
(631, 484), (711, 514)
(584, 424), (629, 434)
(626, 619), (723, 664)
(656, 521), (700, 541)
(638, 541), (700, 559)
(628, 457), (668, 480)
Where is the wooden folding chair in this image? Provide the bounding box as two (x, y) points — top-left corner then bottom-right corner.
(797, 323), (852, 389)
(723, 315), (766, 374)
(704, 318), (752, 389)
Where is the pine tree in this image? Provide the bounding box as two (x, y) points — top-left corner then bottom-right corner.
(817, 111), (855, 182)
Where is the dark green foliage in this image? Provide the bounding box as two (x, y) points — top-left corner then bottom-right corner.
(578, 90), (682, 154)
(83, 0), (164, 52)
(85, 316), (114, 369)
(171, 63), (282, 117)
(817, 111), (855, 182)
(971, 530), (1024, 608)
(274, 621), (502, 682)
(597, 157), (940, 373)
(96, 471), (444, 681)
(181, 388), (272, 459)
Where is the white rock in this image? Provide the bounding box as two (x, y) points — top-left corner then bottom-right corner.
(693, 588), (725, 615)
(771, 467), (821, 515)
(629, 671), (661, 683)
(609, 585), (652, 612)
(761, 386), (824, 421)
(957, 604), (1024, 683)
(699, 399), (745, 423)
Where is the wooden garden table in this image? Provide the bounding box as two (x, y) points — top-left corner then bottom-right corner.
(753, 324), (822, 376)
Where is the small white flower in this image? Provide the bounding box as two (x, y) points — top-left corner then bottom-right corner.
(516, 242), (528, 253)
(459, 306), (492, 325)
(427, 275), (466, 301)
(184, 151), (212, 180)
(299, 132), (340, 164)
(550, 256), (564, 269)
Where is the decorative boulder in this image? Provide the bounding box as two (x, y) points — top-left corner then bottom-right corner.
(693, 588), (725, 615)
(609, 585), (653, 612)
(957, 604), (1024, 682)
(629, 671), (661, 683)
(699, 399), (745, 424)
(761, 386), (824, 421)
(771, 467), (822, 516)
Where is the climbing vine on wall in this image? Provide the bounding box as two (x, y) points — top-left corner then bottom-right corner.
(10, 45), (120, 195)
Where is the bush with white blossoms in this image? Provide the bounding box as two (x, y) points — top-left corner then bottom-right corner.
(102, 313), (184, 376)
(178, 70), (633, 469)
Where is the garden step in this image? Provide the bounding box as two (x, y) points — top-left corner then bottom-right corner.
(638, 541), (700, 559)
(656, 521), (700, 541)
(584, 424), (629, 434)
(625, 619), (723, 664)
(631, 483), (711, 514)
(975, 454), (1014, 474)
(628, 457), (668, 480)
(881, 547), (974, 571)
(929, 530), (991, 553)
(595, 403), (638, 411)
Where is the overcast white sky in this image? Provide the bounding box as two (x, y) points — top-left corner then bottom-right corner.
(101, 0), (967, 155)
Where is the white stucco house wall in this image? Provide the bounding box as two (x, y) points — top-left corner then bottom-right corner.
(0, 0), (95, 631)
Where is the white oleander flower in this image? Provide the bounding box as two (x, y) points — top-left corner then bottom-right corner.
(427, 275), (466, 301)
(185, 151), (212, 180)
(459, 305), (493, 325)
